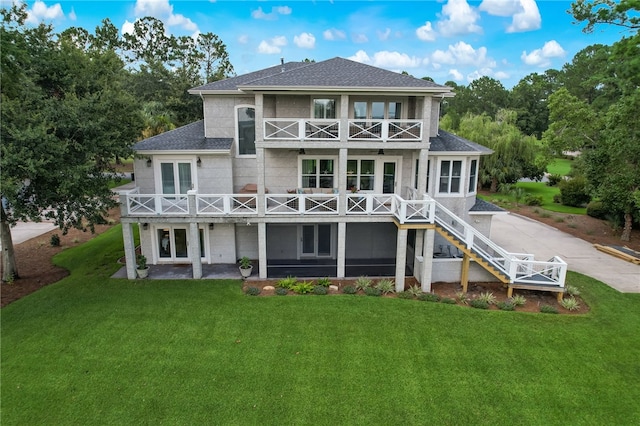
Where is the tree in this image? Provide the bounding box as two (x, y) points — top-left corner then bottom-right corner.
(0, 5), (143, 281)
(510, 70), (562, 138)
(571, 0), (640, 33)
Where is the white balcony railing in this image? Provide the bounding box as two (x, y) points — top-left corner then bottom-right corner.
(262, 119), (422, 142)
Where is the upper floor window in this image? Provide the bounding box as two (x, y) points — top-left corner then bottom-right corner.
(469, 159), (478, 194)
(347, 159), (375, 191)
(301, 159), (335, 188)
(237, 106), (255, 156)
(313, 99), (336, 119)
(353, 101), (402, 120)
(438, 160), (462, 194)
(160, 161), (193, 194)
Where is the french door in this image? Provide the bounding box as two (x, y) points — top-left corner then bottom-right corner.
(156, 226), (206, 262)
(300, 224), (332, 258)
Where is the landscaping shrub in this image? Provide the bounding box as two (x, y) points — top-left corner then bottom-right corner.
(245, 287), (261, 296)
(407, 285), (423, 297)
(540, 305), (559, 314)
(524, 194), (543, 206)
(418, 293), (440, 302)
(553, 193), (562, 204)
(396, 291), (414, 299)
(342, 285), (357, 294)
(276, 276), (297, 289)
(275, 287), (288, 296)
(364, 287), (382, 297)
(558, 176), (591, 207)
(316, 277), (332, 287)
(565, 285), (580, 297)
(510, 295), (527, 306)
(546, 173), (563, 187)
(355, 276), (373, 291)
(560, 297), (581, 311)
(476, 292), (497, 305)
(586, 200), (608, 220)
(313, 285), (328, 295)
(456, 291), (469, 305)
(375, 279), (395, 295)
(441, 297), (456, 304)
(291, 281), (314, 294)
(50, 234), (60, 247)
(497, 301), (515, 311)
(470, 299), (489, 309)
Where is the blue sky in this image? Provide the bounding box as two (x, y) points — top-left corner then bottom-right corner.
(12, 0), (626, 87)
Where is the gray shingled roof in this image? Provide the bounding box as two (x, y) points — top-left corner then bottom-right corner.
(470, 198), (505, 213)
(429, 130), (493, 154)
(190, 57), (449, 92)
(134, 120), (232, 152)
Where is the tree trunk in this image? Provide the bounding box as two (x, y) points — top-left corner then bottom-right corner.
(490, 177), (498, 193)
(621, 212), (632, 242)
(0, 204), (19, 282)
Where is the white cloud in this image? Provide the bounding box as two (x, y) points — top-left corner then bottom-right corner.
(238, 34), (249, 44)
(467, 68), (494, 81)
(507, 0), (541, 32)
(348, 50), (372, 64)
(252, 6), (292, 20)
(494, 71), (510, 79)
(377, 28), (391, 41)
(416, 21), (437, 42)
(121, 20), (135, 36)
(133, 0), (198, 32)
(352, 33), (368, 43)
(293, 32), (315, 49)
(371, 51), (423, 68)
(323, 28), (346, 41)
(478, 0), (521, 17)
(26, 1), (64, 24)
(257, 35), (287, 54)
(521, 40), (566, 67)
(69, 7), (76, 21)
(448, 69), (464, 81)
(431, 41), (495, 68)
(437, 0), (482, 37)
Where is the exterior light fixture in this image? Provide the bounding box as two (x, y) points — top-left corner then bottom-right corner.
(378, 149), (385, 155)
(299, 148), (306, 155)
(142, 223), (149, 230)
(146, 157), (152, 167)
(209, 223), (214, 230)
(197, 157), (202, 167)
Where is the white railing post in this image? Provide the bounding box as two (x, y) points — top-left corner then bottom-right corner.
(299, 119), (304, 140)
(382, 120), (389, 140)
(155, 195), (162, 214)
(508, 257), (518, 281)
(399, 200), (407, 224)
(223, 195), (231, 214)
(465, 226), (474, 249)
(119, 191), (130, 216)
(187, 190), (197, 215)
(298, 195), (305, 214)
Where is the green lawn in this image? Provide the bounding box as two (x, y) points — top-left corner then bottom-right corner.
(546, 158), (574, 176)
(2, 227), (639, 425)
(480, 181), (586, 214)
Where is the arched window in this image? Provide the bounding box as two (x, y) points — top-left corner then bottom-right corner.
(237, 106), (256, 156)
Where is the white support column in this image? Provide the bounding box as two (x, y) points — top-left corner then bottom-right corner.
(421, 228), (435, 292)
(122, 221), (137, 280)
(258, 222), (267, 278)
(413, 229), (425, 280)
(422, 95), (432, 139)
(395, 228), (408, 292)
(338, 148), (347, 215)
(417, 149), (429, 196)
(256, 147), (265, 216)
(340, 94), (349, 143)
(190, 222), (202, 279)
(337, 222), (346, 278)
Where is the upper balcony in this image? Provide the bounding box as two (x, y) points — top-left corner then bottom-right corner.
(263, 119), (423, 145)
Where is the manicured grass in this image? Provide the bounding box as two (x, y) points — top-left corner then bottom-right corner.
(108, 177), (132, 189)
(547, 158), (573, 176)
(480, 181), (586, 214)
(2, 228), (639, 425)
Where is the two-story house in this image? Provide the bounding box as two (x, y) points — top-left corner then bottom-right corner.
(119, 57), (567, 296)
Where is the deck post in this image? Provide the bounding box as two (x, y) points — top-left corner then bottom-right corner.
(461, 253), (470, 293)
(258, 222), (267, 278)
(122, 221), (137, 280)
(337, 222), (346, 278)
(190, 222), (202, 279)
(420, 228), (435, 292)
(395, 228), (408, 292)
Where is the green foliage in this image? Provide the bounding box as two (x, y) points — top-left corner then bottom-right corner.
(275, 287), (288, 296)
(342, 285), (357, 294)
(456, 291), (469, 304)
(476, 292), (497, 305)
(470, 299), (489, 310)
(239, 256), (252, 269)
(561, 297), (581, 311)
(407, 285), (423, 297)
(364, 287), (382, 297)
(312, 285), (328, 295)
(396, 291), (414, 299)
(245, 287), (261, 296)
(355, 276), (372, 291)
(276, 276), (297, 289)
(510, 295), (527, 306)
(497, 301), (516, 311)
(524, 194), (544, 206)
(136, 254), (147, 270)
(540, 305), (559, 314)
(565, 285), (581, 297)
(418, 293), (441, 302)
(291, 281), (314, 294)
(586, 200), (609, 219)
(316, 277), (332, 287)
(559, 177), (592, 207)
(374, 279), (395, 295)
(441, 297), (456, 304)
(547, 174), (564, 187)
(50, 234), (60, 247)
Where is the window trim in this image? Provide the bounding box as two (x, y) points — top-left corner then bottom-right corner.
(235, 104), (256, 158)
(299, 156), (338, 189)
(437, 158), (465, 196)
(152, 224), (209, 264)
(153, 156), (198, 194)
(349, 99), (404, 120)
(468, 158), (478, 195)
(311, 98), (337, 119)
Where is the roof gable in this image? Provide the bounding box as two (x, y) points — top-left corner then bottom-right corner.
(134, 120), (232, 152)
(429, 130), (493, 154)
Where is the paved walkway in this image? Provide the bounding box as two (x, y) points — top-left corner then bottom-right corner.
(491, 213), (640, 293)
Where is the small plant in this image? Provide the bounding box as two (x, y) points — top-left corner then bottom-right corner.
(364, 287), (382, 297)
(546, 173), (563, 186)
(560, 297), (581, 311)
(313, 285), (328, 295)
(375, 279), (395, 295)
(541, 212), (552, 218)
(510, 294), (527, 306)
(245, 286), (261, 296)
(476, 292), (497, 305)
(418, 293), (440, 302)
(497, 301), (515, 311)
(565, 285), (580, 296)
(441, 297), (456, 304)
(276, 276), (297, 289)
(397, 291), (414, 299)
(291, 281), (314, 294)
(455, 291), (469, 304)
(554, 216), (565, 223)
(275, 287), (288, 296)
(407, 285), (423, 297)
(524, 195), (543, 206)
(540, 305), (559, 314)
(355, 276), (372, 291)
(342, 285), (357, 294)
(136, 254), (147, 270)
(72, 237), (81, 244)
(470, 299), (489, 309)
(239, 256), (252, 269)
(316, 277), (332, 287)
(50, 234), (60, 247)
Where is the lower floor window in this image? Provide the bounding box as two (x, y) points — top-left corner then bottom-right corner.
(157, 226), (205, 260)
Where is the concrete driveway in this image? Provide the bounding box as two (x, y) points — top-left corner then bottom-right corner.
(491, 213), (640, 293)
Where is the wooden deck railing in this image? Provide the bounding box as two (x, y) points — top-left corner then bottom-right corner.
(262, 119), (422, 142)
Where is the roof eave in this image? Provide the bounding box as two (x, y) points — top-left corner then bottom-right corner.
(428, 150), (493, 156)
(237, 85), (452, 94)
(135, 149), (231, 155)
